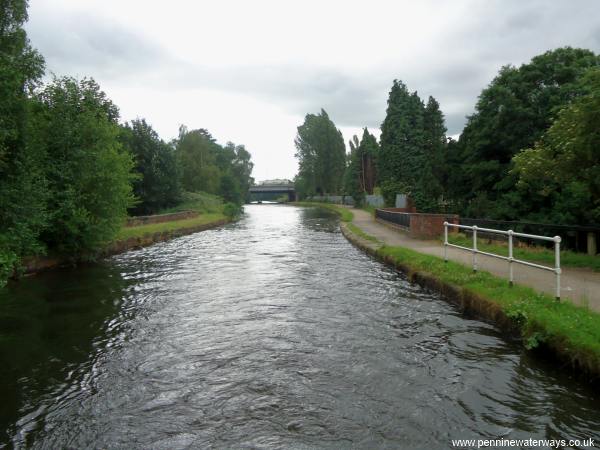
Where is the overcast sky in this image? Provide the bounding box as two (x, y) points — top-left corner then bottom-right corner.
(25, 0), (600, 182)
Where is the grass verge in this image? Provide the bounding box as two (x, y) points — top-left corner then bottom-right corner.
(291, 201), (354, 222)
(116, 213), (226, 240)
(119, 191), (231, 241)
(343, 223), (600, 378)
(347, 222), (380, 243)
(447, 234), (600, 272)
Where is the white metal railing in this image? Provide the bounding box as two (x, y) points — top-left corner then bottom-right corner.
(443, 222), (562, 300)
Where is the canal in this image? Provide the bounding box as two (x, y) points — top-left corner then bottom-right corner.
(0, 205), (598, 448)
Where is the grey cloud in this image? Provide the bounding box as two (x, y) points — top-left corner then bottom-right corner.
(26, 11), (164, 79)
(25, 0), (600, 138)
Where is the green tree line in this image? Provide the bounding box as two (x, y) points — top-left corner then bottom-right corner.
(0, 0), (254, 287)
(295, 47), (600, 223)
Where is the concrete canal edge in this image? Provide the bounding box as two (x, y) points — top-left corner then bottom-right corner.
(22, 217), (232, 276)
(339, 222), (600, 381)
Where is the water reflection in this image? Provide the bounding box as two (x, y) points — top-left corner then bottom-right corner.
(0, 263), (130, 447)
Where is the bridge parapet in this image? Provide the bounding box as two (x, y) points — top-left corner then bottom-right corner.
(248, 183), (296, 202)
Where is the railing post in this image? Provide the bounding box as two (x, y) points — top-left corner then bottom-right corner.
(554, 236), (561, 301)
(472, 225), (478, 273)
(444, 221), (448, 263)
(508, 230), (514, 287)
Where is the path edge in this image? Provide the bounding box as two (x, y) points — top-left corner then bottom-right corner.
(340, 221), (600, 382)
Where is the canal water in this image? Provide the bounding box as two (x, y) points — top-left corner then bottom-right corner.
(0, 205), (598, 449)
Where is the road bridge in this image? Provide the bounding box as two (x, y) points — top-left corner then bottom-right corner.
(249, 180), (296, 202)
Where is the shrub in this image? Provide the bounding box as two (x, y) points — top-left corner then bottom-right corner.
(223, 202), (243, 219)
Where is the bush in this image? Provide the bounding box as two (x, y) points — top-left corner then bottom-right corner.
(34, 78), (136, 255)
(223, 202), (243, 219)
(0, 250), (18, 288)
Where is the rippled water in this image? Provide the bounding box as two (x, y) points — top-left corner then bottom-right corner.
(0, 205), (598, 449)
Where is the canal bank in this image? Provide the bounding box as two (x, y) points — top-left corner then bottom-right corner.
(21, 214), (232, 276)
(325, 205), (600, 380)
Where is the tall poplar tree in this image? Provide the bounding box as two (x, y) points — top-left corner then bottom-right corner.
(420, 96), (447, 210)
(344, 128), (379, 205)
(294, 109), (346, 195)
(378, 80), (426, 207)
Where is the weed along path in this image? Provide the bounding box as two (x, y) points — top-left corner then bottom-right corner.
(350, 208), (600, 312)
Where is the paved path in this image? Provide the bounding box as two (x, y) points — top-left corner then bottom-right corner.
(350, 208), (600, 312)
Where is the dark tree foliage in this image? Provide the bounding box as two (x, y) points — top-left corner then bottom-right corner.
(294, 109), (346, 196)
(219, 172), (242, 205)
(344, 135), (364, 206)
(421, 96), (446, 207)
(379, 80), (445, 210)
(0, 0), (46, 284)
(33, 77), (136, 255)
(121, 119), (181, 214)
(344, 128), (379, 206)
(513, 68), (600, 225)
(0, 0), (256, 288)
(450, 47), (600, 218)
(293, 173), (312, 201)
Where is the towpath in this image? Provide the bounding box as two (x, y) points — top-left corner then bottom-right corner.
(350, 208), (600, 313)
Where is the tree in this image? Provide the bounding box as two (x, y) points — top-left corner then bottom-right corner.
(121, 119), (181, 214)
(219, 172), (242, 205)
(362, 130), (378, 195)
(421, 96), (446, 208)
(344, 128), (379, 206)
(344, 134), (364, 206)
(33, 77), (135, 255)
(174, 126), (222, 194)
(173, 128), (254, 205)
(452, 47), (600, 218)
(0, 0), (46, 285)
(293, 173), (312, 200)
(379, 80), (431, 208)
(513, 68), (600, 225)
(220, 142), (254, 203)
(294, 109), (346, 195)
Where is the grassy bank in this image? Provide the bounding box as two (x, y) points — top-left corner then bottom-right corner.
(291, 201), (354, 222)
(117, 213), (226, 240)
(117, 192), (230, 241)
(340, 221), (600, 378)
(447, 233), (600, 272)
(16, 193), (233, 277)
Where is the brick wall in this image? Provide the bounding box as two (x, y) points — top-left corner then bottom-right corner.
(409, 214), (458, 239)
(376, 209), (459, 239)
